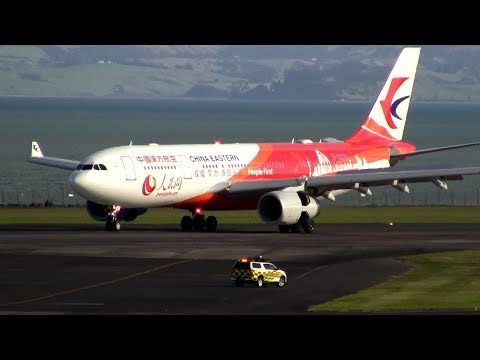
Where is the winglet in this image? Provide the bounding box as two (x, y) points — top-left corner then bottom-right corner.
(31, 141), (44, 158)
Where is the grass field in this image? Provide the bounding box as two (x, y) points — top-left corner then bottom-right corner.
(309, 250), (480, 312)
(1, 206), (480, 225)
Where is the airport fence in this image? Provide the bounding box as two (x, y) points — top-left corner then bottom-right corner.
(2, 183), (480, 208)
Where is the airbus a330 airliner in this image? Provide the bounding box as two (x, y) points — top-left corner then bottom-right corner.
(29, 47), (480, 232)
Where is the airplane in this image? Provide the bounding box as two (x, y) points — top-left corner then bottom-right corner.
(28, 47), (480, 233)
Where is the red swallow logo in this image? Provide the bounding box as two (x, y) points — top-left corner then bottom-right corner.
(142, 175), (157, 196)
(380, 77), (409, 129)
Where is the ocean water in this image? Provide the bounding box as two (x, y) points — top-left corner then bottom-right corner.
(2, 97), (480, 206)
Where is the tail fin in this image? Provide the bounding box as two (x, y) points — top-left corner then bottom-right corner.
(345, 47), (421, 144)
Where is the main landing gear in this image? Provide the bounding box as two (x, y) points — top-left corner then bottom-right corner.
(181, 209), (217, 232)
(278, 212), (315, 234)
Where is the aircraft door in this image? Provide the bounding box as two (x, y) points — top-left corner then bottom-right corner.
(120, 156), (136, 181)
(315, 150), (332, 175)
(177, 155), (192, 179)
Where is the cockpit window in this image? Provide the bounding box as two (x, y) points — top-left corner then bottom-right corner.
(77, 163), (107, 171)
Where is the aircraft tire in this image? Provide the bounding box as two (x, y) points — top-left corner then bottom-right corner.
(192, 215), (206, 231)
(302, 220), (315, 234)
(206, 216), (217, 232)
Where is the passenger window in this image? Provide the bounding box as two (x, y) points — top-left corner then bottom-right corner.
(251, 263), (261, 269)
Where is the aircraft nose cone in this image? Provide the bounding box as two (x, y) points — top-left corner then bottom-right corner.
(69, 171), (90, 198)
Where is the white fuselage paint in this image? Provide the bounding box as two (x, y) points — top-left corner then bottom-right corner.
(70, 143), (260, 208)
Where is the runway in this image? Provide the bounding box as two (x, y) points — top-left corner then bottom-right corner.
(1, 223), (480, 314)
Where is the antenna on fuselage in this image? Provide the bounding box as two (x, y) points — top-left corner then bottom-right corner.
(129, 140), (132, 146)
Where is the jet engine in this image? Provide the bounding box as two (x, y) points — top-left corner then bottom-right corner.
(257, 191), (321, 225)
(86, 201), (148, 222)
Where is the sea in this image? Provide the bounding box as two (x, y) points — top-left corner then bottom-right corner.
(2, 96), (480, 207)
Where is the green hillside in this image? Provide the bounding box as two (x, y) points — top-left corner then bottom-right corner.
(1, 45), (479, 101)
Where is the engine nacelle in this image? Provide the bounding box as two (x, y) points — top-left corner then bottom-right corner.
(257, 191), (321, 225)
(86, 201), (148, 222)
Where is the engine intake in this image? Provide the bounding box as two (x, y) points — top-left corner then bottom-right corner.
(86, 201), (147, 222)
(257, 191), (321, 225)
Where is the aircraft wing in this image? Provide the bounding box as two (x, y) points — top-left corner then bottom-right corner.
(304, 167), (480, 188)
(28, 141), (80, 171)
(390, 141), (480, 160)
(212, 166), (480, 197)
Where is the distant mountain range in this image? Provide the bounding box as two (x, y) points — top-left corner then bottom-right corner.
(1, 45), (480, 102)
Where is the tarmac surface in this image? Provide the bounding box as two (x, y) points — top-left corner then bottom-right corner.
(1, 223), (480, 315)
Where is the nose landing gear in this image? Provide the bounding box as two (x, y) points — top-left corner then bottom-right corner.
(106, 205), (121, 232)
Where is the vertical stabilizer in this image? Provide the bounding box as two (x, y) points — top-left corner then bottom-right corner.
(345, 47), (421, 144)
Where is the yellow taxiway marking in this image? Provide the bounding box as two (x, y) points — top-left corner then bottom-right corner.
(0, 259), (192, 306)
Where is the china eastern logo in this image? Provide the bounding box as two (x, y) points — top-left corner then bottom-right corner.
(380, 77), (409, 129)
(142, 175), (157, 196)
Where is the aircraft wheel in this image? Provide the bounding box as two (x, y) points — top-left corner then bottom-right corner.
(206, 216), (217, 232)
(192, 215), (206, 231)
(106, 215), (117, 232)
(113, 221), (121, 231)
(181, 216), (193, 231)
(290, 224), (302, 233)
(302, 220), (315, 234)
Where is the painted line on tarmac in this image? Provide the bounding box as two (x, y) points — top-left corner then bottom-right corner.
(0, 311), (68, 315)
(0, 259), (192, 307)
(52, 302), (104, 306)
(297, 265), (327, 280)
